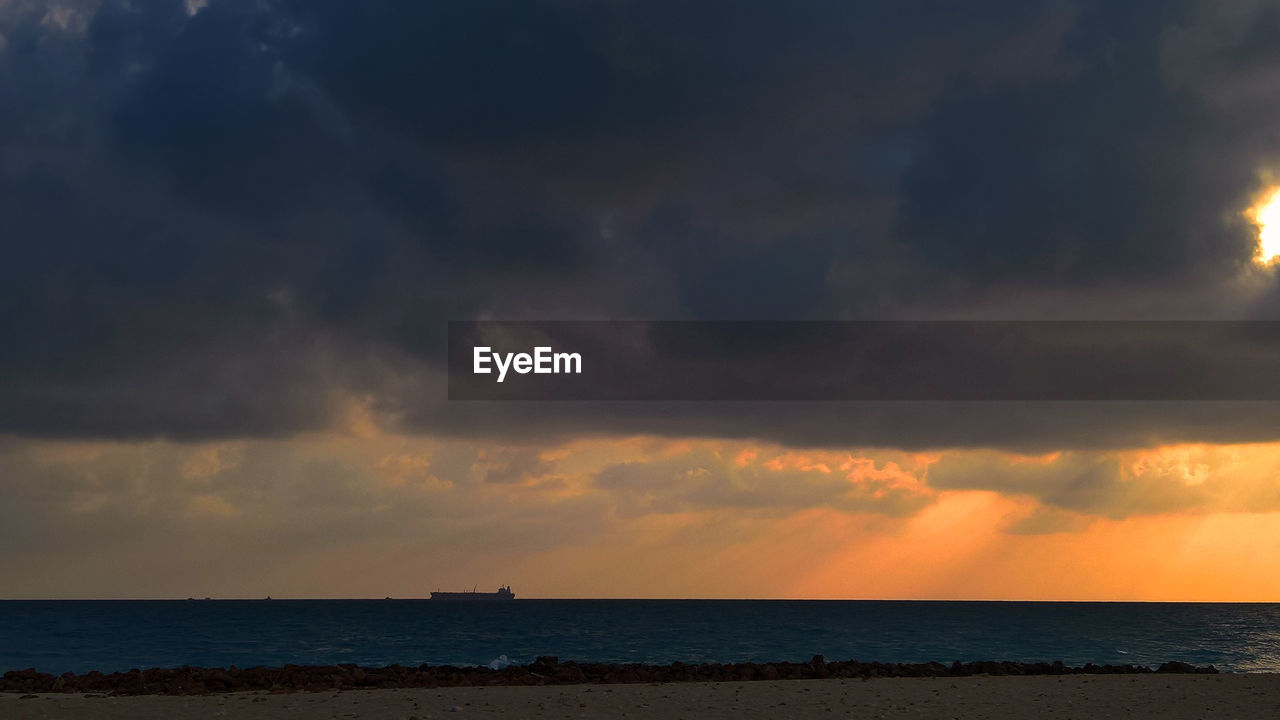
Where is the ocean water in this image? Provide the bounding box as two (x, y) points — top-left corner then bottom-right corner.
(3, 600), (1279, 675)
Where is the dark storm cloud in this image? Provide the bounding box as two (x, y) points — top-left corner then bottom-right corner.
(895, 2), (1264, 286)
(4, 0), (1280, 445)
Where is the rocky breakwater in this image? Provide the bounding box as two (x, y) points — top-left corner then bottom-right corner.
(1, 657), (1218, 696)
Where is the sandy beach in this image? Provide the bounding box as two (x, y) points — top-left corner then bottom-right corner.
(5, 674), (1280, 719)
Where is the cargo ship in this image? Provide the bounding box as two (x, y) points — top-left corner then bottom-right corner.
(430, 585), (516, 600)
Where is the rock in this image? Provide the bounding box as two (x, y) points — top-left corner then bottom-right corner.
(0, 657), (1221, 695)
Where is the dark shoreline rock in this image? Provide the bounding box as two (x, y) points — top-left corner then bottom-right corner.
(0, 658), (1219, 696)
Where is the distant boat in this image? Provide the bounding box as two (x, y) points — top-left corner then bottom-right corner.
(430, 585), (516, 601)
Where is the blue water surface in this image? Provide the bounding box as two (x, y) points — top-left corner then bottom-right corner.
(3, 600), (1279, 674)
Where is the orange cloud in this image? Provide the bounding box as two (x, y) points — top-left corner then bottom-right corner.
(7, 434), (1280, 600)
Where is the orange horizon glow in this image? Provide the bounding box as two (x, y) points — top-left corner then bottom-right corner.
(9, 434), (1280, 601)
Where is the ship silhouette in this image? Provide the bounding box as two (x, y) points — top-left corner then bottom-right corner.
(430, 584), (516, 601)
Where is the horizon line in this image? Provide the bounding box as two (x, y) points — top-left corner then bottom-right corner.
(4, 596), (1280, 603)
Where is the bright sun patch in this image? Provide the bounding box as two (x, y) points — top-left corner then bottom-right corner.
(1250, 187), (1280, 263)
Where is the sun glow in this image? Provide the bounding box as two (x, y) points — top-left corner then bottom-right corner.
(1251, 186), (1280, 263)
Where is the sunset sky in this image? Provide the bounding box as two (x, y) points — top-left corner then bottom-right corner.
(7, 0), (1280, 600)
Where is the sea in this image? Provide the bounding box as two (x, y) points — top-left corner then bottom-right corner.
(3, 600), (1279, 675)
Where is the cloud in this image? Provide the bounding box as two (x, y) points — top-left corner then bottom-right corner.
(6, 432), (1280, 598)
(0, 433), (936, 597)
(593, 445), (932, 518)
(927, 443), (1280, 518)
(3, 0), (1280, 447)
(0, 432), (622, 596)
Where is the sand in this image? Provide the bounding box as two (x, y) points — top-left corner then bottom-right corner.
(4, 674), (1280, 719)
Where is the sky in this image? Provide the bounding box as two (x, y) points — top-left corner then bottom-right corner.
(6, 0), (1280, 599)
